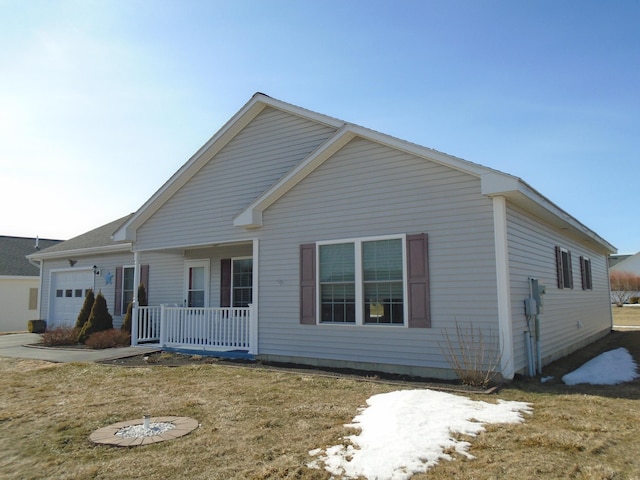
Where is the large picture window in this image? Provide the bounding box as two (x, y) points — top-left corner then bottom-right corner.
(318, 237), (405, 325)
(319, 243), (356, 323)
(362, 239), (404, 324)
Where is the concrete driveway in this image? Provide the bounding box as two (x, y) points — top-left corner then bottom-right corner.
(0, 333), (159, 363)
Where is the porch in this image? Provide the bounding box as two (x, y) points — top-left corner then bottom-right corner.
(131, 305), (258, 356)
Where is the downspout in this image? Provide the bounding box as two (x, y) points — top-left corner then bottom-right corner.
(131, 250), (140, 346)
(492, 196), (515, 379)
(249, 239), (259, 355)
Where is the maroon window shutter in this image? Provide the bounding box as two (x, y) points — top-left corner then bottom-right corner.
(140, 264), (149, 290)
(140, 264), (150, 295)
(114, 266), (123, 316)
(555, 246), (564, 289)
(406, 234), (431, 328)
(220, 259), (231, 307)
(300, 243), (316, 325)
(567, 250), (574, 289)
(579, 256), (587, 290)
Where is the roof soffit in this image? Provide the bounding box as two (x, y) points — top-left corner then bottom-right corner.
(481, 173), (616, 253)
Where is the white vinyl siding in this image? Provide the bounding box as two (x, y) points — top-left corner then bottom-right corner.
(40, 251), (134, 329)
(505, 203), (612, 373)
(255, 137), (497, 374)
(136, 107), (336, 250)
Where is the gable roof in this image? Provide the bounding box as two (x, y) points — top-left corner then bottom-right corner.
(0, 236), (62, 276)
(113, 93), (615, 254)
(28, 215), (133, 261)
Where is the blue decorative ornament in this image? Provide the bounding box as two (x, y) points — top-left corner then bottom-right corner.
(104, 271), (114, 285)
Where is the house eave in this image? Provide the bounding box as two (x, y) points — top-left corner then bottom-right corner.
(481, 173), (616, 254)
(27, 243), (132, 261)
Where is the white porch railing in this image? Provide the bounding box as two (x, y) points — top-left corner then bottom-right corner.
(135, 306), (161, 343)
(132, 305), (257, 355)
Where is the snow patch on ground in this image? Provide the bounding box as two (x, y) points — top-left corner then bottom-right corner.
(308, 389), (532, 480)
(562, 347), (639, 385)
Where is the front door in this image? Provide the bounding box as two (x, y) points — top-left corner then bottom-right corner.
(184, 260), (210, 307)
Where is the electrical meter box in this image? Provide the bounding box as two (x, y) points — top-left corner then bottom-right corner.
(529, 277), (546, 315)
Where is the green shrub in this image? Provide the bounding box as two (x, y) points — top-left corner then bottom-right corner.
(121, 302), (133, 334)
(42, 326), (79, 346)
(84, 329), (131, 349)
(27, 319), (46, 333)
(121, 283), (147, 334)
(75, 289), (95, 330)
(78, 292), (113, 343)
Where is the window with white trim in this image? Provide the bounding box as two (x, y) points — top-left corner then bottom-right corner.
(121, 266), (135, 312)
(318, 236), (405, 325)
(580, 256), (593, 290)
(556, 246), (573, 289)
(232, 258), (253, 307)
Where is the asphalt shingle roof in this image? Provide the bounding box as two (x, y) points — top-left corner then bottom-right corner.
(0, 236), (63, 276)
(31, 214), (133, 256)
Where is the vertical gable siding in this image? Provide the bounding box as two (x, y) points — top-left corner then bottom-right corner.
(136, 107), (337, 250)
(256, 137), (498, 373)
(506, 204), (611, 372)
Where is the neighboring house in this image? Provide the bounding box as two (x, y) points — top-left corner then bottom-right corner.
(608, 254), (632, 269)
(609, 252), (640, 275)
(29, 93), (616, 380)
(0, 236), (62, 331)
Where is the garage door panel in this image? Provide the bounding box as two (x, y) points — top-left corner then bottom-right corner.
(50, 271), (94, 328)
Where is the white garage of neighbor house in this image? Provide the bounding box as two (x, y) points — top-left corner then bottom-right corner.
(29, 94), (616, 381)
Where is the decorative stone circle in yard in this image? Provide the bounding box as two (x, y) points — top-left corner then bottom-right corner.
(89, 416), (199, 447)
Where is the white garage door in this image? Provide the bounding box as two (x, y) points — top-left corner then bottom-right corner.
(50, 270), (94, 328)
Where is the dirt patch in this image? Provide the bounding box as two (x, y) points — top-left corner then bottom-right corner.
(99, 351), (489, 394)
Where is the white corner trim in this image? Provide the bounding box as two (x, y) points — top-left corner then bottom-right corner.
(492, 196), (515, 380)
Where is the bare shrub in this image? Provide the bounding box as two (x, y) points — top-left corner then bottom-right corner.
(41, 327), (79, 346)
(84, 329), (131, 349)
(610, 271), (640, 307)
(441, 321), (502, 388)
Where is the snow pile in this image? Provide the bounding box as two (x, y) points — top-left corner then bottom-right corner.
(562, 347), (639, 385)
(308, 389), (532, 480)
(116, 422), (176, 438)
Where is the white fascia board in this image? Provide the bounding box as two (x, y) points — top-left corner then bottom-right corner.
(112, 97), (269, 241)
(257, 94), (345, 129)
(27, 243), (132, 261)
(0, 275), (39, 281)
(481, 173), (616, 253)
(347, 125), (490, 177)
(234, 126), (356, 228)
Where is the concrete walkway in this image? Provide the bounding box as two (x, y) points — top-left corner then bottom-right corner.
(0, 333), (159, 363)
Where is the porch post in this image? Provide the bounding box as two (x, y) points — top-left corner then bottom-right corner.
(131, 250), (140, 346)
(159, 304), (167, 347)
(249, 303), (258, 355)
(251, 239), (259, 355)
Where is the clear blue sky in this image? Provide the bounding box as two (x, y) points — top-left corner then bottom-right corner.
(1, 0), (638, 253)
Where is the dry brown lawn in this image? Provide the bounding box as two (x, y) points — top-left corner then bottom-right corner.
(612, 304), (640, 327)
(1, 330), (639, 479)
